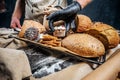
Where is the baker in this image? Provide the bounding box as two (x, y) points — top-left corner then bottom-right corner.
(10, 0), (92, 30)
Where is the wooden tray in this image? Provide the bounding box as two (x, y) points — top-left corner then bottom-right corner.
(9, 35), (106, 65)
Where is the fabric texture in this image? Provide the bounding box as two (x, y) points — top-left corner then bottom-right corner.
(0, 48), (32, 80)
(0, 28), (27, 49)
(25, 0), (67, 24)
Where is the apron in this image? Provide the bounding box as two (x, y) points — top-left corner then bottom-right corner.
(25, 0), (67, 24)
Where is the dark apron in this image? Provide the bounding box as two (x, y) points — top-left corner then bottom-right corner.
(67, 0), (73, 5)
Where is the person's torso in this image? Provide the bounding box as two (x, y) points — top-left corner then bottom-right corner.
(25, 0), (67, 24)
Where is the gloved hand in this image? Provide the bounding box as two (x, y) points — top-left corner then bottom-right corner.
(47, 1), (81, 32)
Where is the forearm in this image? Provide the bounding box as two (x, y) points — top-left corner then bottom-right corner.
(82, 49), (120, 80)
(12, 0), (25, 19)
(77, 0), (92, 9)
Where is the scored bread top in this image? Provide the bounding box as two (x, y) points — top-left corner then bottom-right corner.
(85, 22), (119, 49)
(18, 20), (46, 38)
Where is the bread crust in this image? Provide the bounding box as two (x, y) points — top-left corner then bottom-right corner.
(61, 33), (105, 57)
(18, 20), (46, 38)
(76, 15), (93, 32)
(85, 22), (119, 49)
(39, 34), (61, 47)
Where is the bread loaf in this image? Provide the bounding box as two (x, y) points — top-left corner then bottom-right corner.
(61, 33), (105, 57)
(18, 20), (46, 38)
(76, 14), (93, 32)
(85, 22), (119, 49)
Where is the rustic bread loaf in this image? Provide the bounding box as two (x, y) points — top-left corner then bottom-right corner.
(75, 14), (93, 32)
(18, 20), (46, 38)
(85, 22), (119, 50)
(61, 33), (105, 57)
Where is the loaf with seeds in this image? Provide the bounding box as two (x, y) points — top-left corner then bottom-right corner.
(61, 33), (105, 57)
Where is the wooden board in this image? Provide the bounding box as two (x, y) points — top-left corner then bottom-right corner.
(9, 35), (104, 64)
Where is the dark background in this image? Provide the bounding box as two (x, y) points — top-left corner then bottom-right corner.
(0, 0), (120, 30)
(0, 0), (24, 28)
(80, 0), (120, 30)
(0, 0), (16, 28)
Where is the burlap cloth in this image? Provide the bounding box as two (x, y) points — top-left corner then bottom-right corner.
(0, 28), (120, 80)
(0, 48), (32, 80)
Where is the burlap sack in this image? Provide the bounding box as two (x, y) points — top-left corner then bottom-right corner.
(0, 48), (32, 80)
(0, 28), (27, 49)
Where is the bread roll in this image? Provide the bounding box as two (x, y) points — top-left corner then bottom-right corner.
(18, 20), (46, 38)
(61, 33), (105, 57)
(85, 22), (119, 49)
(76, 14), (93, 32)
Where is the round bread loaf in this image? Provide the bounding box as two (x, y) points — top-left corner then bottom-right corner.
(75, 14), (93, 32)
(61, 33), (105, 57)
(18, 20), (46, 38)
(85, 22), (119, 49)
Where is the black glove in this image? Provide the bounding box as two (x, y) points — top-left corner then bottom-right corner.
(47, 1), (81, 32)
